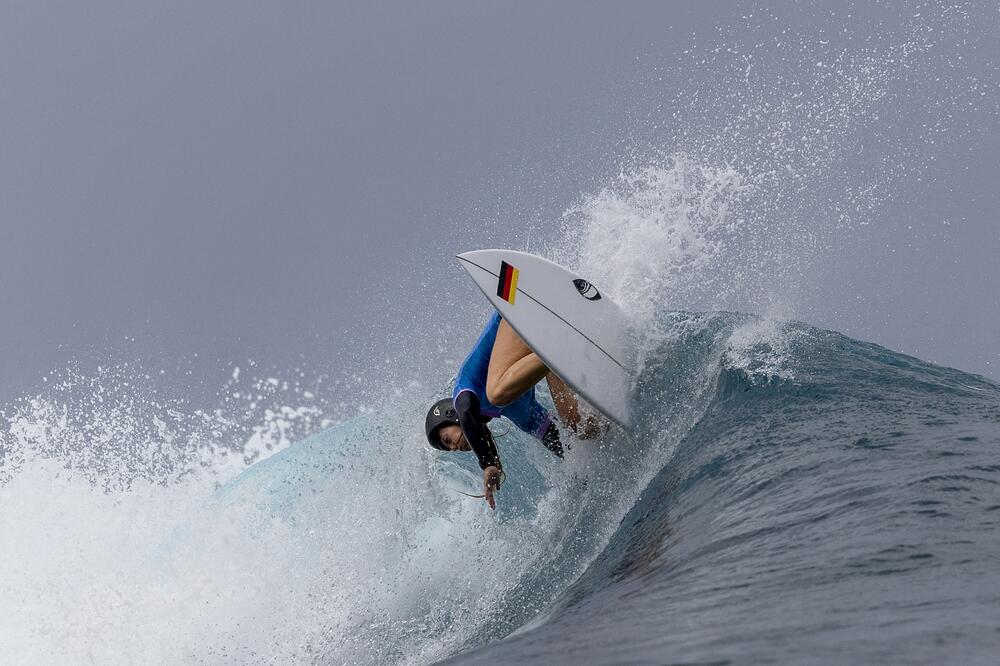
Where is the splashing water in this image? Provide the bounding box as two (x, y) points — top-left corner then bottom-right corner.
(559, 156), (750, 322)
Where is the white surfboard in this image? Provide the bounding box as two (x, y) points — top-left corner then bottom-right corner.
(457, 249), (634, 427)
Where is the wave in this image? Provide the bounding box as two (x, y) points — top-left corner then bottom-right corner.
(5, 310), (995, 664)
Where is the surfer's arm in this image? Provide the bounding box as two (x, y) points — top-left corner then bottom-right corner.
(454, 390), (502, 471)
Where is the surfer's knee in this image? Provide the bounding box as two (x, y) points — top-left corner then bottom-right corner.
(486, 380), (515, 407)
(486, 353), (547, 406)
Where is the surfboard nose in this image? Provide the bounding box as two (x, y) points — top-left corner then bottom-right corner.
(456, 249), (498, 265)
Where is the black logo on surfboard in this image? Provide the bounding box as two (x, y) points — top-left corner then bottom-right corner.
(573, 279), (602, 301)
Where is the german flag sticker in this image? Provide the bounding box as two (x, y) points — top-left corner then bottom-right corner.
(496, 260), (519, 304)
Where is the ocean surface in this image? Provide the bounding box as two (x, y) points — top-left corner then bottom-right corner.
(2, 310), (997, 664)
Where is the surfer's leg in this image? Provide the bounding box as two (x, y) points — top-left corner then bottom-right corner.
(486, 320), (549, 406)
(546, 372), (605, 439)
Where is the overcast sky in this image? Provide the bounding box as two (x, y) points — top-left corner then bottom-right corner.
(1, 1), (997, 406)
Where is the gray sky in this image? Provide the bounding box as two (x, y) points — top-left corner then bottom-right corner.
(1, 1), (997, 406)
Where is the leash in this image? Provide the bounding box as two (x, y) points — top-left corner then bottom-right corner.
(447, 469), (506, 501)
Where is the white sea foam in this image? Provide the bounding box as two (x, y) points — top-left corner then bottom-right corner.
(559, 155), (750, 324)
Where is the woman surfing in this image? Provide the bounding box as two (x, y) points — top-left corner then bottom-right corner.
(424, 310), (601, 510)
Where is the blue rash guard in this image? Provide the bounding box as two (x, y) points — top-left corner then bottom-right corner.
(453, 311), (554, 442)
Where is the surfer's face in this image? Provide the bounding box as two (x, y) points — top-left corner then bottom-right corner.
(437, 425), (470, 452)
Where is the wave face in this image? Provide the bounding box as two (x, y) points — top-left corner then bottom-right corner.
(444, 313), (1000, 664)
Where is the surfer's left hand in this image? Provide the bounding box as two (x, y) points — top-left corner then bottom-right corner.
(482, 466), (502, 510)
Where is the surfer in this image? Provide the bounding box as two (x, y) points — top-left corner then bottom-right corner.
(424, 310), (600, 509)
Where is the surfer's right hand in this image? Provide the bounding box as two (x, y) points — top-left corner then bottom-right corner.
(482, 466), (502, 510)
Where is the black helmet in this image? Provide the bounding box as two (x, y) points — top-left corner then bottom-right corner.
(425, 398), (460, 450)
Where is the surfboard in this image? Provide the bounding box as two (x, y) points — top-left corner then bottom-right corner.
(456, 249), (634, 427)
